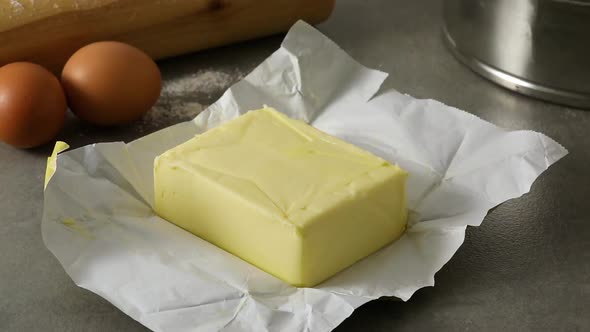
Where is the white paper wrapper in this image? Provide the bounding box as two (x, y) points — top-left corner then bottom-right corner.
(42, 21), (567, 332)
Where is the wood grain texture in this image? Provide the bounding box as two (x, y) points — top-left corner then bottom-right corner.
(0, 0), (334, 73)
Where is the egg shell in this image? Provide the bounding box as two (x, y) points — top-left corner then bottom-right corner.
(61, 41), (162, 126)
(0, 62), (66, 148)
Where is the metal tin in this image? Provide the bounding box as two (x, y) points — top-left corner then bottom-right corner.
(443, 0), (590, 108)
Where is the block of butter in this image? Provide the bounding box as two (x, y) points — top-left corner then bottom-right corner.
(154, 107), (408, 287)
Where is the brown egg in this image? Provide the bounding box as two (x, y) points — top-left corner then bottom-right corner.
(61, 41), (161, 126)
(0, 62), (67, 148)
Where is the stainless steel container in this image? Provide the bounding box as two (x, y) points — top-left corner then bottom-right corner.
(443, 0), (590, 108)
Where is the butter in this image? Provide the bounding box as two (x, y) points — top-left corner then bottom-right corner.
(45, 141), (70, 190)
(154, 107), (408, 287)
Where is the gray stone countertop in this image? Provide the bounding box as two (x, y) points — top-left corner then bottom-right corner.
(1, 0), (588, 331)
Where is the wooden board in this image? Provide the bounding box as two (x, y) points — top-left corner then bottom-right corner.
(0, 0), (334, 73)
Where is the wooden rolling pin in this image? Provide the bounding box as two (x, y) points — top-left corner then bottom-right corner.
(0, 0), (334, 73)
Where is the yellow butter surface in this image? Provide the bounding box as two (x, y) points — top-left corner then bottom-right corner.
(154, 107), (408, 287)
(44, 141), (70, 190)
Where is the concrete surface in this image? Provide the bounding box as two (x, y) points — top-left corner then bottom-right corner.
(1, 0), (589, 331)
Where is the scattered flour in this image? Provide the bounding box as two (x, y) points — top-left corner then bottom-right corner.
(9, 0), (25, 13)
(163, 69), (243, 97)
(140, 102), (205, 128)
(137, 68), (247, 131)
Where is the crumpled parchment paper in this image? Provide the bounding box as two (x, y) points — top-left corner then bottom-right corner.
(42, 21), (568, 332)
